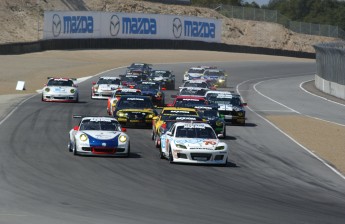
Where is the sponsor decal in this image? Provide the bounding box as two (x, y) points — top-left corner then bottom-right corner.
(172, 18), (182, 38)
(127, 98), (144, 101)
(184, 20), (215, 38)
(56, 15), (94, 35)
(204, 140), (216, 145)
(122, 17), (157, 35)
(52, 14), (62, 37)
(110, 15), (120, 36)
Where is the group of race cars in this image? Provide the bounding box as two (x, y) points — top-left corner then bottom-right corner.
(42, 63), (247, 166)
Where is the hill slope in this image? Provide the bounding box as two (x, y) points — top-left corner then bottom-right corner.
(0, 0), (339, 52)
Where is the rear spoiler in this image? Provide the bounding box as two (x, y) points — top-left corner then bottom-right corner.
(47, 77), (77, 81)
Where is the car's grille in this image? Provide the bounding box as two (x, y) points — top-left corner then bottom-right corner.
(91, 147), (116, 154)
(128, 113), (146, 119)
(191, 153), (212, 161)
(220, 111), (238, 116)
(214, 155), (224, 160)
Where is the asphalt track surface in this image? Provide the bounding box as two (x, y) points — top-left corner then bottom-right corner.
(0, 61), (344, 224)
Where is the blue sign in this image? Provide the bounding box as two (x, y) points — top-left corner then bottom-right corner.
(184, 20), (215, 38)
(122, 17), (157, 35)
(63, 16), (94, 34)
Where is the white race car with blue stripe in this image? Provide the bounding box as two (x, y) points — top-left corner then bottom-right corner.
(159, 122), (228, 165)
(68, 116), (130, 156)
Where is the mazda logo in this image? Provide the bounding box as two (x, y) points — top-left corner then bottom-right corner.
(173, 18), (182, 38)
(110, 15), (120, 37)
(52, 14), (61, 37)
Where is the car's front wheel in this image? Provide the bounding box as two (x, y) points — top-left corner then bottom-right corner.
(168, 147), (174, 164)
(73, 143), (78, 156)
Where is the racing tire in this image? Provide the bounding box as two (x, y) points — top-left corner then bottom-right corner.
(223, 127), (227, 139)
(159, 148), (165, 159)
(68, 141), (73, 152)
(168, 147), (174, 164)
(73, 143), (78, 156)
(155, 136), (160, 148)
(220, 157), (228, 167)
(125, 144), (131, 158)
(151, 130), (155, 141)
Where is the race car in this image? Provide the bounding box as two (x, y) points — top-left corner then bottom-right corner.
(126, 63), (152, 75)
(183, 67), (205, 81)
(91, 76), (122, 99)
(151, 107), (199, 141)
(149, 70), (175, 90)
(120, 75), (142, 88)
(135, 81), (165, 107)
(159, 122), (228, 165)
(68, 116), (130, 156)
(154, 115), (204, 148)
(113, 95), (157, 128)
(42, 77), (78, 102)
(167, 96), (208, 108)
(202, 69), (228, 88)
(195, 105), (226, 139)
(181, 79), (216, 90)
(107, 88), (142, 116)
(208, 94), (246, 125)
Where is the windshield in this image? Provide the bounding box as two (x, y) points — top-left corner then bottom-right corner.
(209, 97), (241, 106)
(175, 99), (206, 108)
(113, 90), (141, 97)
(117, 97), (153, 109)
(161, 110), (198, 120)
(136, 83), (159, 90)
(97, 78), (121, 85)
(121, 76), (140, 82)
(175, 126), (216, 139)
(200, 110), (219, 118)
(184, 82), (208, 88)
(180, 88), (207, 96)
(151, 71), (171, 77)
(188, 68), (204, 74)
(47, 79), (74, 87)
(79, 119), (120, 131)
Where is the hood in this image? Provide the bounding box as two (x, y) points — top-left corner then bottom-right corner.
(118, 108), (154, 113)
(188, 73), (202, 78)
(174, 138), (219, 150)
(153, 76), (164, 81)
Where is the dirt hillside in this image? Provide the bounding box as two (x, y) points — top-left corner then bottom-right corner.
(0, 0), (339, 52)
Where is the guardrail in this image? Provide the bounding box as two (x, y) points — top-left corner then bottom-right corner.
(314, 42), (345, 99)
(0, 38), (315, 59)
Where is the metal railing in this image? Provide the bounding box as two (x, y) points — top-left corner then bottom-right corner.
(314, 42), (345, 85)
(212, 4), (345, 40)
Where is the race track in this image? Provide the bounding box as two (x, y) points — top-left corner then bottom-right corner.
(0, 60), (344, 224)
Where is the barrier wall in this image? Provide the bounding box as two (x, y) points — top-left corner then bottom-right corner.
(0, 38), (315, 59)
(314, 42), (345, 100)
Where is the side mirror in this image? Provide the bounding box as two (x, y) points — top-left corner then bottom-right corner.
(121, 127), (127, 132)
(161, 123), (167, 129)
(166, 131), (172, 136)
(92, 82), (96, 85)
(73, 126), (79, 131)
(166, 103), (173, 107)
(242, 103), (247, 106)
(161, 87), (166, 91)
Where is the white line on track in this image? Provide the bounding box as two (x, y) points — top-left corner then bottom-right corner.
(237, 75), (345, 181)
(299, 79), (345, 107)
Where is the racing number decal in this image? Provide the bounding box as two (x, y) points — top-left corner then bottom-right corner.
(204, 140), (216, 145)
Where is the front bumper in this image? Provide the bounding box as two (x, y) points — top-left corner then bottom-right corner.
(171, 149), (228, 164)
(42, 93), (78, 102)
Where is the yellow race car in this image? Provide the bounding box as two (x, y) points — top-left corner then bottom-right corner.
(151, 107), (199, 140)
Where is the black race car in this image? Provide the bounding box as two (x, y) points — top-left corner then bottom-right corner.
(149, 70), (175, 90)
(195, 105), (226, 139)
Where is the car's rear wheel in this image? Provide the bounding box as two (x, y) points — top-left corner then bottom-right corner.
(159, 148), (165, 159)
(155, 136), (160, 148)
(151, 130), (155, 140)
(68, 141), (73, 152)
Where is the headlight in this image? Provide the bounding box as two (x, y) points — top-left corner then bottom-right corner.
(156, 92), (162, 97)
(237, 112), (243, 117)
(70, 89), (75, 93)
(215, 146), (225, 150)
(80, 134), (88, 142)
(218, 80), (225, 82)
(176, 144), (187, 149)
(94, 85), (99, 90)
(44, 87), (50, 92)
(119, 135), (127, 143)
(146, 114), (154, 119)
(117, 111), (127, 117)
(216, 121), (223, 126)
